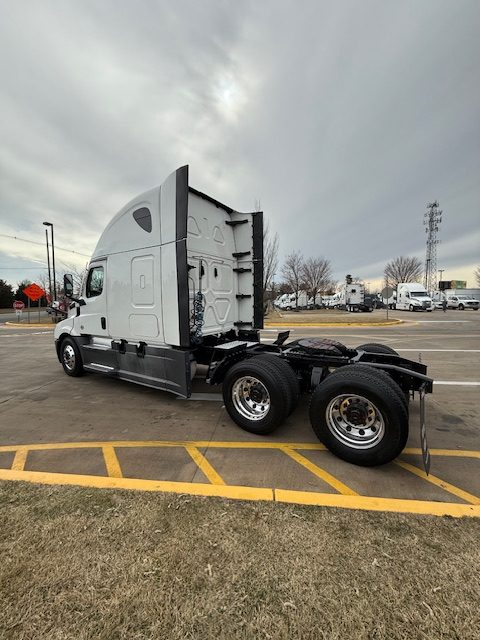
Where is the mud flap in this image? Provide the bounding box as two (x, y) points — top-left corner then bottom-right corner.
(419, 383), (430, 475)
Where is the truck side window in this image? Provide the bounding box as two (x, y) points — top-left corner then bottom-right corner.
(133, 207), (152, 233)
(86, 266), (104, 298)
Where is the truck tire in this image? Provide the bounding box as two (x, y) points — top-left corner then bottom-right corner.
(60, 337), (84, 377)
(356, 343), (399, 356)
(354, 345), (410, 407)
(309, 367), (408, 466)
(222, 358), (290, 435)
(252, 354), (301, 415)
(339, 363), (409, 411)
(409, 304), (414, 312)
(458, 304), (464, 310)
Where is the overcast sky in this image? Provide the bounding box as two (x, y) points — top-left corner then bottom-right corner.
(0, 0), (479, 293)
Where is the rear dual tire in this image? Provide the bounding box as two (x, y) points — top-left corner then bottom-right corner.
(222, 356), (299, 435)
(356, 343), (409, 407)
(309, 365), (409, 466)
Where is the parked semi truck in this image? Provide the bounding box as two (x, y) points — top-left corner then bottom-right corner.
(330, 283), (372, 312)
(55, 166), (433, 467)
(395, 283), (433, 312)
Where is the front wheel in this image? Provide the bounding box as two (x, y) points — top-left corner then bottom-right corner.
(409, 304), (414, 312)
(60, 337), (84, 377)
(458, 304), (464, 310)
(309, 367), (408, 466)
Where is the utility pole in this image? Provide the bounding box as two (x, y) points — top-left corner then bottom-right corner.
(44, 227), (53, 302)
(43, 222), (56, 301)
(438, 268), (445, 288)
(423, 201), (442, 294)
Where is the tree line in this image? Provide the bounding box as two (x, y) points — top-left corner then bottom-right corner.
(0, 263), (88, 309)
(263, 221), (480, 310)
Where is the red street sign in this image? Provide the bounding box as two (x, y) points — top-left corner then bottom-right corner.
(13, 300), (25, 310)
(22, 283), (46, 302)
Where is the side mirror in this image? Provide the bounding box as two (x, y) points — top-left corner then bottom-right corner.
(64, 274), (74, 298)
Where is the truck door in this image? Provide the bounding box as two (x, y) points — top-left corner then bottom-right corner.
(76, 260), (109, 337)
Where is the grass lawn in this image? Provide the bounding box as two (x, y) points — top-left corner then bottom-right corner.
(1, 481), (479, 639)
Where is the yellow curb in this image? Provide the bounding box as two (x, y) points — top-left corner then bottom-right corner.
(265, 320), (403, 327)
(0, 469), (478, 518)
(275, 489), (480, 518)
(3, 322), (54, 328)
(0, 469), (273, 502)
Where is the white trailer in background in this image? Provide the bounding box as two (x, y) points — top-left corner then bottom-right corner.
(334, 283), (372, 312)
(54, 166), (433, 468)
(275, 291), (308, 310)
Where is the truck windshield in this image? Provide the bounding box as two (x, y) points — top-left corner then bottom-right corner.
(411, 292), (428, 297)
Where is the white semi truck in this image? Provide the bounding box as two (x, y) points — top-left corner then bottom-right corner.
(395, 283), (433, 312)
(55, 167), (433, 467)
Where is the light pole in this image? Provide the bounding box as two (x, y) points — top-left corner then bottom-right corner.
(438, 269), (445, 288)
(43, 224), (53, 302)
(43, 222), (56, 301)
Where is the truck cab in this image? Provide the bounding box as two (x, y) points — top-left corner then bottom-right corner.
(55, 166), (263, 397)
(396, 283), (433, 312)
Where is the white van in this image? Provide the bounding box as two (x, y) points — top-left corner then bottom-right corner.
(396, 283), (433, 312)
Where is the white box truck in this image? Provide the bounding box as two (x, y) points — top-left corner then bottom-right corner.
(395, 283), (433, 312)
(55, 167), (433, 467)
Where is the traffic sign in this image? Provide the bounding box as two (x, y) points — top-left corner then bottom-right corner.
(22, 283), (46, 302)
(13, 300), (25, 310)
(381, 286), (394, 299)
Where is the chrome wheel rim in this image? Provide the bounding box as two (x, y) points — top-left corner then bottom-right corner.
(232, 376), (270, 421)
(63, 345), (76, 371)
(326, 394), (385, 449)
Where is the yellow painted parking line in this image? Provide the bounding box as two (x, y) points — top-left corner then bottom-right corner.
(0, 440), (328, 453)
(102, 446), (123, 478)
(1, 441), (478, 458)
(403, 448), (480, 459)
(11, 448), (28, 471)
(0, 468), (272, 502)
(281, 446), (358, 496)
(394, 460), (480, 505)
(0, 468), (478, 518)
(185, 445), (225, 485)
(274, 489), (480, 518)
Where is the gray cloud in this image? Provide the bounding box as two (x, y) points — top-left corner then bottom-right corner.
(0, 0), (479, 290)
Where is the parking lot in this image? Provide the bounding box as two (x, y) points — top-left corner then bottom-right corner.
(0, 309), (479, 517)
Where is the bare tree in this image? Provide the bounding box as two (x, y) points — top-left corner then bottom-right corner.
(474, 266), (480, 287)
(263, 221), (279, 303)
(281, 250), (304, 307)
(324, 280), (337, 295)
(302, 257), (332, 306)
(57, 262), (89, 296)
(384, 256), (423, 286)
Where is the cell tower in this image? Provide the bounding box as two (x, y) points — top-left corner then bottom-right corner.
(423, 201), (442, 293)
